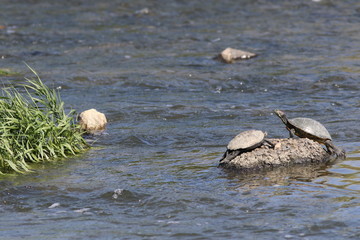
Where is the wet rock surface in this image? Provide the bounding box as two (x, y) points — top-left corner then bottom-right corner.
(78, 109), (107, 134)
(219, 138), (343, 171)
(216, 47), (257, 63)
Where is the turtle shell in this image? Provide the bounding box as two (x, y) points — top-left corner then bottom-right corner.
(289, 117), (332, 141)
(227, 130), (265, 150)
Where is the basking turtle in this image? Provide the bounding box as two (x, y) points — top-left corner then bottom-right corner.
(220, 129), (274, 165)
(274, 109), (343, 156)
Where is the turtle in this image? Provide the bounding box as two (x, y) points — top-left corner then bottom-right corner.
(219, 129), (274, 165)
(274, 109), (343, 157)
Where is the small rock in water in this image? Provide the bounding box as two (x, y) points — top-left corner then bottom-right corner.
(216, 47), (257, 63)
(74, 208), (91, 213)
(48, 202), (60, 209)
(135, 8), (150, 15)
(112, 189), (124, 199)
(78, 109), (107, 134)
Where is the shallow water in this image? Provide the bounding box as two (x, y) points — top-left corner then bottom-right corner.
(1, 0), (360, 239)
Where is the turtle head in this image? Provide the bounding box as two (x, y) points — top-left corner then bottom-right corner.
(274, 109), (288, 124)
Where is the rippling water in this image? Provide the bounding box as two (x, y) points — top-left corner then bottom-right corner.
(1, 0), (359, 239)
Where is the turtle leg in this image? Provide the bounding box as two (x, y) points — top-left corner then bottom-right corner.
(219, 149), (241, 165)
(288, 128), (296, 138)
(324, 140), (345, 159)
(264, 139), (275, 148)
(219, 151), (228, 163)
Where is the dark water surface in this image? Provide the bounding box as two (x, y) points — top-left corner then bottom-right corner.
(1, 0), (359, 239)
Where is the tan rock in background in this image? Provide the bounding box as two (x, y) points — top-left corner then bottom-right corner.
(217, 47), (257, 63)
(79, 109), (107, 134)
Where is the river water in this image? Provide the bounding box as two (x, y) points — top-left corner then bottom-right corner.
(0, 0), (359, 239)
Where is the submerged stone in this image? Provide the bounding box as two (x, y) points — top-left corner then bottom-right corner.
(216, 47), (257, 63)
(79, 109), (107, 134)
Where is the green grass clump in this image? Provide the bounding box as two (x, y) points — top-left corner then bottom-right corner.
(0, 68), (18, 76)
(0, 67), (88, 174)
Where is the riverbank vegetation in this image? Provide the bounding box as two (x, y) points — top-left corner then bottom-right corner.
(0, 67), (88, 174)
(0, 68), (19, 76)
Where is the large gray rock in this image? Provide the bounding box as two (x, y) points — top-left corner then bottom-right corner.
(219, 138), (345, 171)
